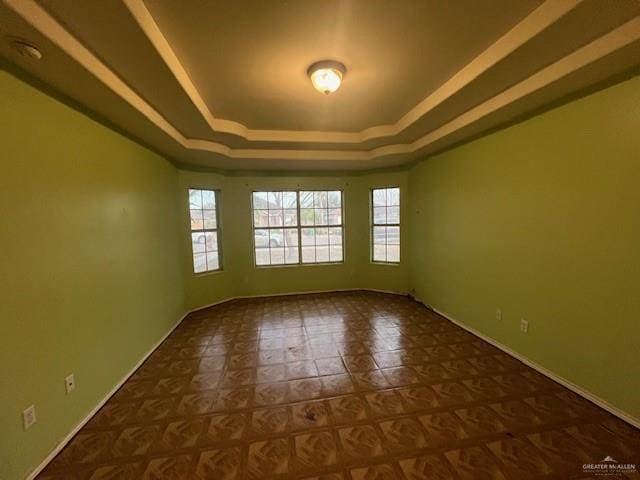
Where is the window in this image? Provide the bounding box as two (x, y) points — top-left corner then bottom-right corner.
(252, 191), (299, 266)
(189, 189), (221, 273)
(252, 190), (343, 266)
(300, 191), (343, 263)
(371, 187), (400, 263)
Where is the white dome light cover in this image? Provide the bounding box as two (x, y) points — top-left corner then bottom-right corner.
(307, 60), (346, 95)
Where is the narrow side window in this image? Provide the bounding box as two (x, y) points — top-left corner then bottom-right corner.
(371, 187), (400, 263)
(189, 189), (221, 273)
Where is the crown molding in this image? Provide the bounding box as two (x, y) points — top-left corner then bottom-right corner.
(4, 0), (639, 165)
(123, 0), (581, 145)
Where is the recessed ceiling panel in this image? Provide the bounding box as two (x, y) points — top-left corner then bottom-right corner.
(1, 0), (638, 171)
(36, 0), (214, 138)
(143, 0), (543, 132)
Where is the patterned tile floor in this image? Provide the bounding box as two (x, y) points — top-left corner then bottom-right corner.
(39, 291), (640, 479)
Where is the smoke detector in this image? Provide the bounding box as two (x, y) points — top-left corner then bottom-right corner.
(10, 40), (42, 60)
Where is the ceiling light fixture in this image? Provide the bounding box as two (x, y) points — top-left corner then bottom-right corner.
(307, 60), (346, 95)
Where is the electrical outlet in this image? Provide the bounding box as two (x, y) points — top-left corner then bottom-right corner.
(520, 318), (529, 333)
(65, 374), (76, 394)
(23, 405), (36, 430)
(495, 308), (502, 321)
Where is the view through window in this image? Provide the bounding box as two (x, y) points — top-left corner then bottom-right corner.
(252, 190), (343, 266)
(372, 187), (400, 263)
(189, 189), (221, 272)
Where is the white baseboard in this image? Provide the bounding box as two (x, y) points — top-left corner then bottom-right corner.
(26, 287), (407, 479)
(188, 287), (408, 313)
(412, 296), (640, 429)
(25, 310), (190, 480)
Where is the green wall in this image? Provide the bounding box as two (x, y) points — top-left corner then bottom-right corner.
(0, 71), (185, 479)
(2, 58), (638, 480)
(178, 170), (410, 310)
(0, 69), (410, 479)
(409, 75), (640, 420)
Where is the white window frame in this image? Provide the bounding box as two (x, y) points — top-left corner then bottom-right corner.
(251, 190), (345, 267)
(371, 186), (400, 264)
(299, 190), (345, 265)
(251, 190), (300, 267)
(189, 188), (222, 273)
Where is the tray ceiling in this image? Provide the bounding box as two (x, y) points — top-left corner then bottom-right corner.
(1, 0), (639, 170)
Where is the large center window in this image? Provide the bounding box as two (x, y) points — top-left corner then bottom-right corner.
(252, 190), (343, 266)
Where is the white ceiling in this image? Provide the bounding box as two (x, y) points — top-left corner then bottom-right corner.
(1, 0), (639, 170)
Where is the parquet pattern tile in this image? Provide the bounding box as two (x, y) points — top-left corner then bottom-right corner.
(38, 292), (640, 479)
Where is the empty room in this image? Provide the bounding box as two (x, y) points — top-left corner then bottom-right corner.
(1, 0), (639, 479)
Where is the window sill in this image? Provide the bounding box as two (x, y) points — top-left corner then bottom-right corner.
(193, 268), (224, 277)
(255, 261), (345, 270)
